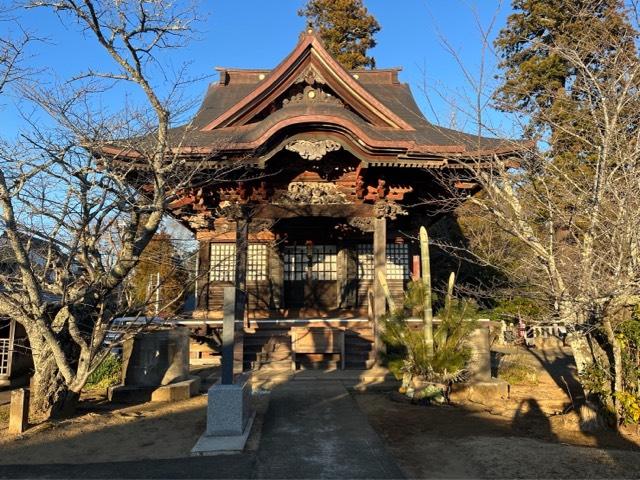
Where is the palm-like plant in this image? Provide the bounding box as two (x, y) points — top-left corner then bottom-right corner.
(383, 287), (477, 384)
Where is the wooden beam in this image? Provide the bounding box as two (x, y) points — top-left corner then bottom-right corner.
(251, 203), (374, 219)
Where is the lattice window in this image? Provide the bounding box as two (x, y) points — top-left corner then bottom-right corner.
(284, 246), (307, 281)
(284, 245), (337, 281)
(210, 243), (236, 282)
(247, 244), (268, 281)
(209, 243), (267, 282)
(0, 338), (9, 376)
(310, 245), (337, 280)
(357, 244), (374, 280)
(357, 244), (410, 280)
(386, 244), (410, 280)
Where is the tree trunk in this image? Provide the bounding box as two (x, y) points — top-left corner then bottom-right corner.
(602, 317), (623, 427)
(30, 353), (70, 418)
(28, 332), (81, 420)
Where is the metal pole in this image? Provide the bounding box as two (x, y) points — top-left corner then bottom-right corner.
(155, 271), (160, 317)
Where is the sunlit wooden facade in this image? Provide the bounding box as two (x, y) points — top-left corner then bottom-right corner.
(128, 31), (522, 369)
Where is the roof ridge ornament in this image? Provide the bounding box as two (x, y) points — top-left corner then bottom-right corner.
(285, 139), (342, 160)
(294, 65), (326, 85)
(282, 85), (343, 108)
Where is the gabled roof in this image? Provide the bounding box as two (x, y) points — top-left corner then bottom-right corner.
(200, 30), (413, 131)
(134, 30), (527, 165)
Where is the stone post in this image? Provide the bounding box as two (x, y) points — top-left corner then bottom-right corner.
(8, 388), (29, 435)
(467, 324), (492, 381)
(192, 285), (255, 454)
(221, 287), (235, 385)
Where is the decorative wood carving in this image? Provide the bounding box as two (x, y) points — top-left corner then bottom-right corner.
(282, 85), (343, 108)
(274, 181), (349, 205)
(294, 65), (327, 85)
(374, 199), (408, 220)
(347, 216), (375, 232)
(285, 139), (342, 161)
(217, 202), (245, 221)
(185, 214), (211, 230)
(249, 218), (276, 233)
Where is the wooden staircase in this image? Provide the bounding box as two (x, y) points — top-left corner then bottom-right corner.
(243, 324), (376, 371)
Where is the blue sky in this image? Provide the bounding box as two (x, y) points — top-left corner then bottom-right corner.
(1, 1), (516, 138)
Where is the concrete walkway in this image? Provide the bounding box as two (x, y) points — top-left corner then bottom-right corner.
(255, 381), (405, 479)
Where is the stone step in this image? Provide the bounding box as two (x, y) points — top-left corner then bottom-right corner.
(251, 359), (292, 371)
(297, 360), (342, 370)
(256, 350), (292, 362)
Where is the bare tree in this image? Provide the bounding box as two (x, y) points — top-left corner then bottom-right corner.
(429, 2), (640, 426)
(0, 0), (232, 418)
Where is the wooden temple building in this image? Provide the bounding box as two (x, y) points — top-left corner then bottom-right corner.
(157, 31), (521, 369)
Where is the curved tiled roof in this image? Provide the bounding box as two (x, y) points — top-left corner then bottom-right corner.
(159, 31), (526, 164)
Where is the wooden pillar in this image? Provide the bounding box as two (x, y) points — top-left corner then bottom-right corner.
(373, 216), (387, 360)
(197, 240), (210, 311)
(234, 213), (249, 372)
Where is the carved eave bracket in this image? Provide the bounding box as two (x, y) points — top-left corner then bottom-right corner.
(285, 139), (342, 161)
(185, 214), (212, 231)
(274, 181), (349, 206)
(374, 199), (408, 220)
(347, 216), (375, 232)
(216, 202), (246, 221)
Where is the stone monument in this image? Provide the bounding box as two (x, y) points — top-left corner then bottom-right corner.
(108, 326), (200, 403)
(192, 287), (255, 455)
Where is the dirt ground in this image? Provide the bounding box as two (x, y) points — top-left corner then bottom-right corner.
(0, 393), (209, 464)
(0, 388), (269, 466)
(1, 347), (639, 479)
(354, 345), (640, 479)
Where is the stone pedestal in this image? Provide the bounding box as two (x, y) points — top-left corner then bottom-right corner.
(206, 380), (251, 436)
(191, 377), (255, 455)
(449, 323), (509, 407)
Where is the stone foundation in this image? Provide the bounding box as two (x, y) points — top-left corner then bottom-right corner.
(108, 376), (201, 403)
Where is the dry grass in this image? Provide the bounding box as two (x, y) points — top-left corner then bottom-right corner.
(0, 404), (9, 427)
(498, 353), (539, 385)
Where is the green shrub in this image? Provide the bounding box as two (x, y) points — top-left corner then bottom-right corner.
(382, 300), (477, 384)
(86, 354), (122, 390)
(483, 296), (546, 324)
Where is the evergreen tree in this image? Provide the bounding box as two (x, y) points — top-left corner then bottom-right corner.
(494, 0), (637, 168)
(299, 0), (381, 69)
(129, 232), (188, 316)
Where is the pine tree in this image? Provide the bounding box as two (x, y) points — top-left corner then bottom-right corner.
(494, 0), (639, 226)
(494, 0), (637, 166)
(299, 0), (381, 69)
(129, 232), (188, 316)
